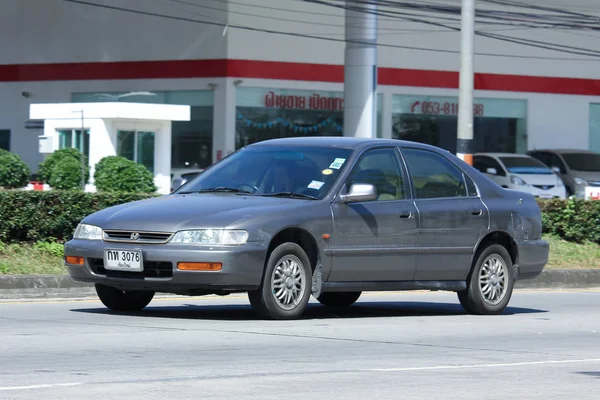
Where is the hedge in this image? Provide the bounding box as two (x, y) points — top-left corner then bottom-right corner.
(0, 191), (158, 243)
(0, 191), (598, 245)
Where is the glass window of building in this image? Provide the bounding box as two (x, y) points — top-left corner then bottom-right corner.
(235, 87), (383, 149)
(58, 129), (90, 158)
(72, 90), (214, 170)
(391, 95), (528, 154)
(116, 130), (155, 173)
(590, 103), (600, 153)
(0, 130), (10, 151)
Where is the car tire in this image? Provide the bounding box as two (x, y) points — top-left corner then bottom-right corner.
(458, 244), (515, 315)
(248, 242), (313, 320)
(316, 291), (362, 307)
(95, 283), (155, 312)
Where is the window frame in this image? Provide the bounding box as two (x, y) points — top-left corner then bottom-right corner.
(341, 145), (412, 203)
(57, 128), (90, 158)
(398, 146), (481, 200)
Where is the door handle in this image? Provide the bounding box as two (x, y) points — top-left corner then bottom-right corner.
(470, 209), (483, 216)
(399, 211), (412, 219)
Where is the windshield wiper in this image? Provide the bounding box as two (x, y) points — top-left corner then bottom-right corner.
(260, 192), (317, 200)
(178, 187), (252, 194)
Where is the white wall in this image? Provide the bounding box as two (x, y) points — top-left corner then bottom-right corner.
(228, 0), (600, 79)
(0, 0), (228, 64)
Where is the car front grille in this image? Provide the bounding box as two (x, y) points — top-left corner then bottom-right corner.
(88, 258), (173, 279)
(533, 185), (555, 190)
(103, 230), (173, 244)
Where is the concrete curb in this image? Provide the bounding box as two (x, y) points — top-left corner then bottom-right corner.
(0, 269), (599, 299)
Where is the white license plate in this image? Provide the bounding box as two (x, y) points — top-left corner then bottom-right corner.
(104, 250), (143, 272)
(539, 193), (553, 199)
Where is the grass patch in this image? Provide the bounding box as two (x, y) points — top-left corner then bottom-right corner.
(544, 235), (600, 269)
(0, 241), (66, 275)
(0, 235), (599, 275)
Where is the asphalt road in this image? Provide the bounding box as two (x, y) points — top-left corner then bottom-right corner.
(1, 290), (599, 400)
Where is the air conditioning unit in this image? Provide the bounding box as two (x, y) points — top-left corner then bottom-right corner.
(38, 136), (54, 154)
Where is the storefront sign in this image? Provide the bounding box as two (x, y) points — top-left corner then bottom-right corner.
(410, 100), (485, 117)
(264, 91), (344, 111)
(585, 186), (600, 201)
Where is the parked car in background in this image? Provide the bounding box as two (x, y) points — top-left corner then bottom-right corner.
(64, 138), (549, 320)
(473, 153), (566, 199)
(527, 149), (600, 199)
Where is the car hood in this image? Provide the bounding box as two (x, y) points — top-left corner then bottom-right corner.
(83, 193), (315, 232)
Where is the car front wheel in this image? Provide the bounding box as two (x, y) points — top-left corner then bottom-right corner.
(458, 244), (515, 315)
(95, 283), (155, 311)
(248, 242), (312, 320)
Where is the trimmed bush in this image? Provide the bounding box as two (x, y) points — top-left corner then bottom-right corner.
(38, 148), (90, 187)
(0, 191), (159, 243)
(537, 198), (600, 244)
(94, 156), (157, 193)
(48, 157), (86, 190)
(0, 149), (30, 189)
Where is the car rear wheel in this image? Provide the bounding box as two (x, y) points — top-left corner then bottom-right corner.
(248, 242), (312, 320)
(316, 291), (362, 307)
(458, 244), (515, 315)
(95, 283), (155, 311)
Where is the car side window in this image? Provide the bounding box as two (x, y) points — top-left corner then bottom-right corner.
(401, 148), (469, 199)
(548, 153), (567, 174)
(346, 147), (406, 201)
(473, 156), (505, 177)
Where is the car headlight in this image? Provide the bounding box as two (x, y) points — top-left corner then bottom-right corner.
(575, 177), (588, 186)
(556, 177), (564, 187)
(170, 229), (249, 245)
(510, 175), (529, 186)
(73, 224), (103, 240)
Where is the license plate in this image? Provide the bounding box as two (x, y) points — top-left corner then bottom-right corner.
(539, 193), (552, 199)
(104, 250), (143, 272)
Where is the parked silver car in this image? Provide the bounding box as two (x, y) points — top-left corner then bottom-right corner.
(527, 149), (600, 198)
(64, 137), (549, 320)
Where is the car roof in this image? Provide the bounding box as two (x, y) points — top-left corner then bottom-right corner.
(246, 136), (448, 152)
(475, 152), (533, 158)
(528, 148), (598, 155)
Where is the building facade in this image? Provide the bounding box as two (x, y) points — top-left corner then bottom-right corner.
(1, 0), (600, 179)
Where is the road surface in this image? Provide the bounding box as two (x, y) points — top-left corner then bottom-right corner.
(1, 290), (599, 399)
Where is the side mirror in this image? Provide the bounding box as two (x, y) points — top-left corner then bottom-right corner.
(486, 168), (497, 175)
(340, 183), (377, 203)
(551, 166), (560, 174)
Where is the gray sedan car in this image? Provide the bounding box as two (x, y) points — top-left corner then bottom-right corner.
(64, 137), (549, 320)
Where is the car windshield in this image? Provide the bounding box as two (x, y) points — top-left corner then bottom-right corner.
(499, 156), (553, 175)
(175, 145), (353, 200)
(561, 153), (600, 172)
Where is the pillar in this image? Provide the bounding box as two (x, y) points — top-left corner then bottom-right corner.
(343, 0), (378, 138)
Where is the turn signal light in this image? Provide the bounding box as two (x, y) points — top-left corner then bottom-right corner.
(177, 262), (222, 271)
(65, 256), (84, 265)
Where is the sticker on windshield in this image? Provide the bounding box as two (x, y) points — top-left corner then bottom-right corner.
(322, 169), (333, 175)
(308, 180), (325, 190)
(329, 158), (346, 169)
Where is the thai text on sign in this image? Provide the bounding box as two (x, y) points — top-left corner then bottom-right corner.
(264, 92), (344, 111)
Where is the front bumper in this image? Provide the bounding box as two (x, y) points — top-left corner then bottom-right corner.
(515, 239), (549, 280)
(64, 239), (268, 295)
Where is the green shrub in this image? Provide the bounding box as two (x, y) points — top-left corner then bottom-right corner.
(0, 149), (30, 189)
(48, 157), (86, 190)
(537, 198), (600, 244)
(94, 156), (156, 193)
(38, 148), (89, 186)
(0, 191), (159, 243)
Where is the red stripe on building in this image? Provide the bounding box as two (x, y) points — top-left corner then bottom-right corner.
(1, 58), (600, 96)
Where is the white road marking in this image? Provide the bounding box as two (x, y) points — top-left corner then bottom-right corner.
(0, 382), (82, 391)
(368, 358), (600, 372)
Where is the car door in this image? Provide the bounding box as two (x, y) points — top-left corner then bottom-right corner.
(399, 147), (489, 281)
(328, 146), (419, 282)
